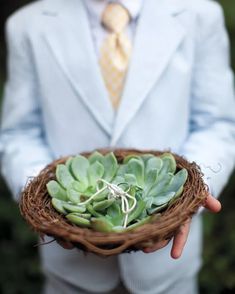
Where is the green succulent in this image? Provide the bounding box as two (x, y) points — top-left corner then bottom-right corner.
(47, 152), (188, 233)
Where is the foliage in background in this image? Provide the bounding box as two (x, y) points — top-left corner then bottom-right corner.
(200, 176), (235, 294)
(0, 0), (235, 293)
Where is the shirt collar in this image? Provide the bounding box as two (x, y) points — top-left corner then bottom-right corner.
(84, 0), (143, 28)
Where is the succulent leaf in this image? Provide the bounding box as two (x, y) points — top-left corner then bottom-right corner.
(71, 155), (89, 187)
(113, 215), (155, 232)
(63, 203), (86, 213)
(116, 164), (128, 176)
(67, 188), (82, 204)
(65, 157), (73, 172)
(147, 203), (169, 214)
(90, 217), (114, 232)
(149, 173), (173, 198)
(145, 157), (163, 175)
(127, 199), (146, 225)
(86, 204), (103, 217)
(144, 168), (158, 195)
(127, 159), (145, 187)
(165, 169), (188, 193)
(107, 202), (124, 226)
(111, 175), (125, 185)
(92, 189), (109, 202)
(88, 151), (104, 165)
(88, 161), (105, 187)
(93, 199), (115, 212)
(56, 164), (75, 189)
(124, 174), (138, 187)
(152, 191), (176, 206)
(67, 213), (91, 220)
(51, 198), (67, 214)
(66, 214), (91, 227)
(103, 152), (118, 182)
(47, 180), (67, 201)
(141, 154), (155, 164)
(159, 153), (177, 174)
(123, 155), (142, 164)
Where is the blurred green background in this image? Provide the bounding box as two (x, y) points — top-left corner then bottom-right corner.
(0, 1), (235, 293)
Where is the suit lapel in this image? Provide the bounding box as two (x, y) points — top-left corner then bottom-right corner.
(42, 0), (115, 136)
(111, 0), (187, 146)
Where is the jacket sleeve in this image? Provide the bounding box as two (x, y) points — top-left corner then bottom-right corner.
(0, 17), (54, 201)
(179, 4), (235, 198)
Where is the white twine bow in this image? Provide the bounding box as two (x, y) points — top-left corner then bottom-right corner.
(99, 179), (137, 228)
(76, 179), (137, 228)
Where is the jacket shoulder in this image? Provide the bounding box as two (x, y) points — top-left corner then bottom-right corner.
(184, 0), (224, 24)
(5, 0), (62, 37)
(6, 1), (44, 29)
(176, 0), (226, 42)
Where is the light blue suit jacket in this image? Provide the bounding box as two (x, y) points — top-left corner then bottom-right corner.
(1, 0), (235, 293)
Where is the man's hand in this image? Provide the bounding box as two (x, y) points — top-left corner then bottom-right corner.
(142, 193), (221, 258)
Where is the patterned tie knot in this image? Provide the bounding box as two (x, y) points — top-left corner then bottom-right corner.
(101, 3), (131, 34)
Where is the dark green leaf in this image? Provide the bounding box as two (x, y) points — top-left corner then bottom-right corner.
(93, 199), (115, 211)
(147, 203), (169, 214)
(107, 202), (124, 226)
(90, 217), (114, 232)
(66, 214), (91, 227)
(127, 200), (146, 224)
(86, 204), (103, 217)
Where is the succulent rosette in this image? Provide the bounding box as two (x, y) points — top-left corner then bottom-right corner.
(46, 151), (188, 233)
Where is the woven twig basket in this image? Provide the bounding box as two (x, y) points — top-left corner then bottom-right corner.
(20, 149), (208, 256)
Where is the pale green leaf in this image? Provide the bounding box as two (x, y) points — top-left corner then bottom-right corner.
(51, 198), (67, 214)
(71, 155), (89, 187)
(88, 151), (104, 165)
(127, 159), (145, 187)
(103, 152), (118, 181)
(88, 161), (105, 187)
(56, 164), (75, 189)
(47, 180), (67, 201)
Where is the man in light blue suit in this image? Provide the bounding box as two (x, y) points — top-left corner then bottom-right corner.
(0, 0), (234, 293)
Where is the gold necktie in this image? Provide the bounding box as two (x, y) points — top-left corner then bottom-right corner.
(99, 3), (132, 109)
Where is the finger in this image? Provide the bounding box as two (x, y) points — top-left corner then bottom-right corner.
(142, 239), (170, 254)
(204, 194), (221, 213)
(171, 219), (191, 259)
(57, 239), (75, 250)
